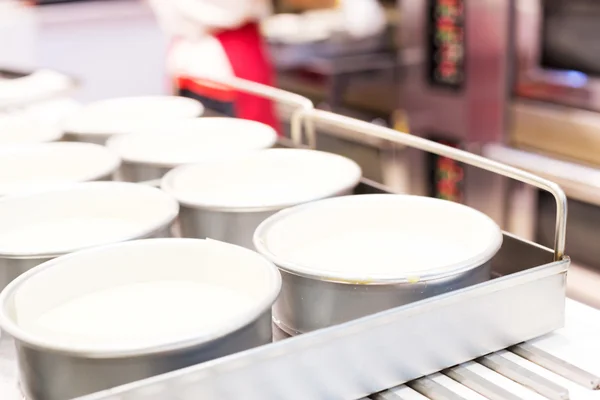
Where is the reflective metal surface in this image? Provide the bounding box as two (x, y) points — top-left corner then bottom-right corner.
(62, 132), (108, 146)
(30, 300), (600, 400)
(72, 231), (568, 400)
(178, 185), (355, 250)
(399, 0), (513, 144)
(478, 351), (569, 400)
(397, 0), (515, 243)
(178, 206), (278, 250)
(273, 261), (491, 335)
(442, 362), (522, 400)
(118, 162), (170, 183)
(54, 305), (600, 399)
(0, 224), (172, 293)
(25, 76), (567, 400)
(515, 0), (600, 112)
(0, 257), (51, 296)
(303, 109), (567, 261)
(511, 342), (600, 390)
(68, 93), (569, 398)
(17, 311), (272, 400)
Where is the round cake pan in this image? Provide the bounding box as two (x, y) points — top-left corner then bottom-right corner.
(0, 181), (178, 290)
(161, 148), (362, 249)
(0, 238), (281, 400)
(62, 96), (204, 145)
(254, 194), (503, 335)
(107, 118), (277, 182)
(0, 142), (120, 196)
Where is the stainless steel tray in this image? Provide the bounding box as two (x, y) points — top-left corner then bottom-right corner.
(267, 31), (390, 69)
(74, 214), (568, 400)
(73, 78), (569, 400)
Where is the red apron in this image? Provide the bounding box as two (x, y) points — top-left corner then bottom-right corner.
(177, 23), (280, 134)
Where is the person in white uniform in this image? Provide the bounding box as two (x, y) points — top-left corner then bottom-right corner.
(149, 0), (280, 131)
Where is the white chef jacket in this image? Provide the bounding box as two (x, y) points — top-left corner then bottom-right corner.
(148, 0), (272, 81)
(149, 0), (386, 83)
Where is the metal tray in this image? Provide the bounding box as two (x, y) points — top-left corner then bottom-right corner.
(267, 30), (391, 70)
(71, 77), (569, 400)
(74, 207), (567, 400)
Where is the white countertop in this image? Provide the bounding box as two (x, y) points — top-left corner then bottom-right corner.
(385, 299), (600, 400)
(481, 299), (600, 400)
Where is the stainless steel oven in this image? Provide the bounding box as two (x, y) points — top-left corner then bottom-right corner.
(397, 0), (600, 307)
(398, 0), (513, 223)
(515, 0), (600, 111)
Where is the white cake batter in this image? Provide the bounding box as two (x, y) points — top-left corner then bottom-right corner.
(288, 231), (475, 274)
(19, 281), (253, 347)
(0, 218), (142, 254)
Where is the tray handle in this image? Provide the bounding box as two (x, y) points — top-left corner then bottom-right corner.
(304, 109), (568, 261)
(202, 76), (316, 148)
(193, 76), (567, 261)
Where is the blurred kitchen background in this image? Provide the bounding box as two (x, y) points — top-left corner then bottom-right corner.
(2, 0), (600, 307)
